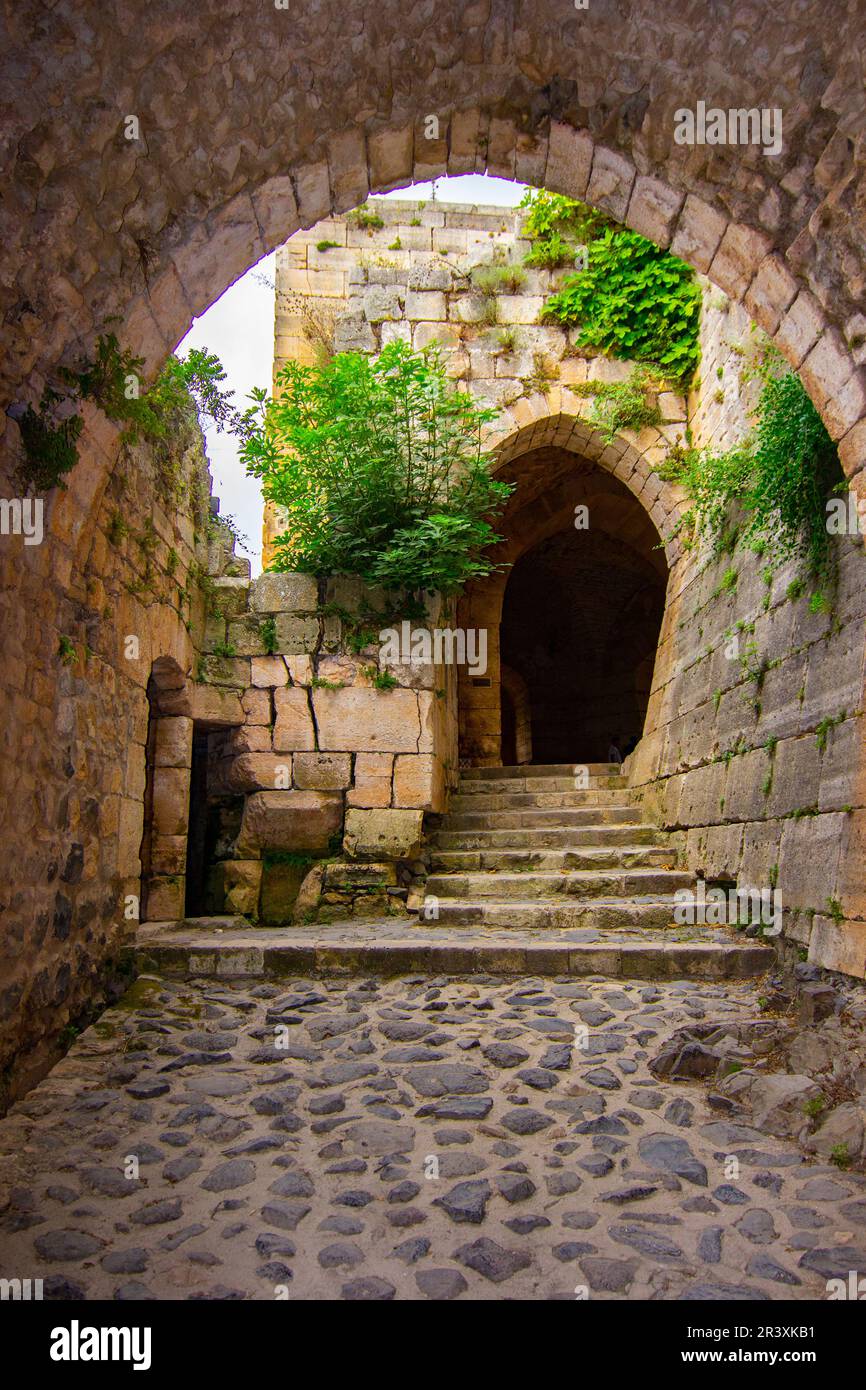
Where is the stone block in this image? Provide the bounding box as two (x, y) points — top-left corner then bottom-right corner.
(210, 575), (250, 616)
(779, 812), (846, 910)
(223, 860), (263, 917)
(237, 790), (343, 855)
(808, 915), (866, 979)
(238, 688), (269, 726)
(287, 655), (313, 686)
(273, 687), (316, 752)
(150, 835), (187, 876)
(626, 175), (683, 248)
(293, 752), (352, 790)
(274, 613), (320, 653)
(364, 285), (404, 322)
(227, 616), (268, 656)
(154, 716), (193, 769)
(392, 754), (438, 808)
(249, 572), (318, 613)
(671, 194), (727, 274)
(586, 147), (635, 221)
(348, 753), (394, 807)
(200, 655), (250, 689)
(251, 656), (289, 688)
(343, 808), (424, 861)
(405, 290), (446, 321)
(146, 875), (185, 922)
(313, 687), (421, 752)
(152, 767), (190, 837)
(225, 754), (292, 794)
(544, 122), (592, 199)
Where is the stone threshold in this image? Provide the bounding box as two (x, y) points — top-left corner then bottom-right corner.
(136, 920), (773, 980)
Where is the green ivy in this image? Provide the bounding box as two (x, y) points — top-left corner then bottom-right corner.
(660, 364), (841, 576)
(572, 366), (663, 443)
(241, 340), (512, 595)
(540, 226), (701, 385)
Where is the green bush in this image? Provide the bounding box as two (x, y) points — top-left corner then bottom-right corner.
(241, 340), (512, 594)
(660, 366), (841, 574)
(541, 227), (701, 385)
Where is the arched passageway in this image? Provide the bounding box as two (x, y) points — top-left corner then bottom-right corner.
(2, 7), (866, 1091)
(457, 420), (672, 767)
(500, 523), (665, 764)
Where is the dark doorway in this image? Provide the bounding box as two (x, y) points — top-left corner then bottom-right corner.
(500, 526), (665, 763)
(184, 726), (210, 916)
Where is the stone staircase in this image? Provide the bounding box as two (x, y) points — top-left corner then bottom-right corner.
(424, 763), (696, 932)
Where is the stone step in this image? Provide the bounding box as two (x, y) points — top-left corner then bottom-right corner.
(425, 898), (692, 930)
(136, 922), (772, 980)
(443, 806), (645, 831)
(448, 789), (634, 811)
(429, 845), (679, 873)
(425, 867), (694, 900)
(460, 763), (621, 780)
(456, 775), (628, 795)
(431, 824), (670, 851)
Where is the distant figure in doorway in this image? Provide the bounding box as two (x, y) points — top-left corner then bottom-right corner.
(608, 735), (623, 765)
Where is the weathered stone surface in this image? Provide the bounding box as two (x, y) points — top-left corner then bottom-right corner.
(273, 688), (316, 752)
(343, 808), (423, 860)
(249, 573), (318, 613)
(237, 791), (343, 854)
(313, 688), (422, 752)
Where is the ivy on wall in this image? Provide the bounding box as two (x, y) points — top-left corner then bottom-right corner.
(660, 350), (842, 578)
(520, 190), (701, 387)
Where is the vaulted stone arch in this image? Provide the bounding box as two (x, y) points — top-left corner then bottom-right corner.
(3, 3), (866, 1087)
(458, 407), (673, 764)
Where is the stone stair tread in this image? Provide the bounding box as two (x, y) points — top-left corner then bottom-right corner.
(136, 922), (773, 979)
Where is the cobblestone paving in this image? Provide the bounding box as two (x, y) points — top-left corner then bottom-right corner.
(1, 972), (865, 1301)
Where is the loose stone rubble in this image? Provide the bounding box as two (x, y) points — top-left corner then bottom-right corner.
(0, 969), (864, 1301)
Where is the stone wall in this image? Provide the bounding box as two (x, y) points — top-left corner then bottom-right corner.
(629, 295), (866, 979)
(266, 200), (866, 978)
(185, 548), (458, 925)
(0, 405), (215, 1105)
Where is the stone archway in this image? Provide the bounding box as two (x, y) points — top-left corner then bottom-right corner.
(457, 411), (672, 765)
(3, 11), (866, 1086)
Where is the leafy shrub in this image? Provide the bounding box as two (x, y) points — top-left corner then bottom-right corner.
(241, 340), (512, 595)
(520, 190), (611, 268)
(573, 365), (663, 443)
(541, 227), (701, 385)
(660, 366), (841, 574)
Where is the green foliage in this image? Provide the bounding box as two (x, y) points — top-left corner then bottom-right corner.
(815, 711), (846, 753)
(364, 666), (399, 690)
(748, 368), (839, 576)
(496, 327), (518, 355)
(348, 204), (384, 230)
(660, 367), (842, 577)
(830, 1142), (852, 1170)
(471, 262), (527, 296)
(15, 334), (246, 492)
(58, 634), (77, 666)
(316, 240), (340, 252)
(17, 389), (84, 490)
(523, 190), (700, 386)
(572, 365), (663, 443)
(241, 340), (512, 595)
(519, 190), (612, 268)
(260, 616), (278, 655)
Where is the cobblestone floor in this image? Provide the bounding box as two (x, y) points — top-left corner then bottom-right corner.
(1, 971), (865, 1301)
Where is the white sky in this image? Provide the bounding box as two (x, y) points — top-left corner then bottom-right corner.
(178, 174), (526, 574)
